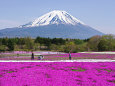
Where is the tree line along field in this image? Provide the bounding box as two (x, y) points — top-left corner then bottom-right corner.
(0, 34), (115, 53)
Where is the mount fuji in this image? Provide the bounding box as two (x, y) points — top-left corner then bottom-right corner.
(0, 10), (104, 39)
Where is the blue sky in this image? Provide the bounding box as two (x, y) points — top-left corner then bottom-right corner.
(0, 0), (115, 34)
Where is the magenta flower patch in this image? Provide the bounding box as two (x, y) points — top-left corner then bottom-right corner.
(0, 62), (115, 86)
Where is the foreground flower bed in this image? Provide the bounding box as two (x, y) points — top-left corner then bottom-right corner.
(0, 62), (115, 86)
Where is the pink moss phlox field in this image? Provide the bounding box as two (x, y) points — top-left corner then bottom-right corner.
(1, 52), (115, 60)
(0, 51), (62, 55)
(0, 62), (115, 86)
(56, 53), (115, 59)
(0, 51), (31, 55)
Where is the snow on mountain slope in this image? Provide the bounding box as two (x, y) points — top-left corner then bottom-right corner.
(20, 10), (85, 27)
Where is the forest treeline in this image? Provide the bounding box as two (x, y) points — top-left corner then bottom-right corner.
(0, 34), (115, 52)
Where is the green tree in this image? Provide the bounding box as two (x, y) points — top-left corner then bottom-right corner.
(0, 45), (6, 51)
(50, 44), (59, 51)
(74, 39), (84, 45)
(88, 35), (101, 51)
(7, 39), (14, 51)
(25, 37), (34, 50)
(2, 37), (8, 45)
(76, 43), (88, 52)
(51, 38), (65, 45)
(98, 35), (115, 51)
(64, 42), (77, 53)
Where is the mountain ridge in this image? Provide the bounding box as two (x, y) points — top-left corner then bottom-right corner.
(20, 10), (85, 27)
(0, 10), (104, 39)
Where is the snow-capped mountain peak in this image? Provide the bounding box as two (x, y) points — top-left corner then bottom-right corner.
(20, 10), (85, 27)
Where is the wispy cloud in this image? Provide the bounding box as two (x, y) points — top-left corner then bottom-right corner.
(0, 20), (21, 29)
